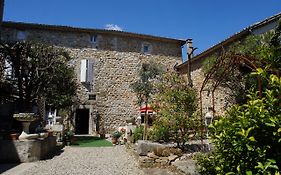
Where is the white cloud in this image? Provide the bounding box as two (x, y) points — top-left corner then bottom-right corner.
(104, 24), (123, 31)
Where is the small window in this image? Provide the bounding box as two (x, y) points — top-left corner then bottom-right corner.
(142, 43), (152, 54)
(89, 94), (96, 100)
(90, 35), (97, 43)
(17, 31), (26, 40)
(143, 45), (149, 53)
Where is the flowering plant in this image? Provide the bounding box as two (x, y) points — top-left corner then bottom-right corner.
(120, 128), (126, 134)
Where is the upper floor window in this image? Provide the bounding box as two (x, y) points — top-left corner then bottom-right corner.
(142, 43), (152, 54)
(90, 35), (97, 43)
(80, 59), (94, 83)
(143, 45), (149, 53)
(17, 30), (26, 40)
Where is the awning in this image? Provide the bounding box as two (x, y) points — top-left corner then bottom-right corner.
(139, 105), (154, 113)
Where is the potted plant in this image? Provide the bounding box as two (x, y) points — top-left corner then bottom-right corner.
(99, 127), (106, 139)
(64, 130), (74, 145)
(111, 130), (122, 145)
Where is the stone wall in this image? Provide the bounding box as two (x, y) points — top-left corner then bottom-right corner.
(1, 23), (183, 57)
(0, 136), (56, 163)
(190, 59), (234, 116)
(69, 48), (181, 131)
(1, 23), (183, 133)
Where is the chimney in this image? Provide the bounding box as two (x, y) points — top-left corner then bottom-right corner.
(187, 38), (193, 58)
(186, 38), (193, 87)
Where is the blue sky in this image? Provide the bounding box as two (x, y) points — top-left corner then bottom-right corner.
(4, 0), (281, 57)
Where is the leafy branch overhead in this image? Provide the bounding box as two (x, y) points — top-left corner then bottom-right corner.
(0, 41), (78, 111)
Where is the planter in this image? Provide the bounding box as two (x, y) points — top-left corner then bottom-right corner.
(13, 113), (38, 134)
(112, 137), (118, 145)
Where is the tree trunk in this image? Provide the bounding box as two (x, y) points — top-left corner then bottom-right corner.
(143, 102), (148, 140)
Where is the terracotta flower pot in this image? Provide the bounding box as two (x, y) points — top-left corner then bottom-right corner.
(112, 137), (118, 144)
(9, 133), (18, 140)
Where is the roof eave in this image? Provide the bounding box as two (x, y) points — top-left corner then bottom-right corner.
(2, 21), (186, 45)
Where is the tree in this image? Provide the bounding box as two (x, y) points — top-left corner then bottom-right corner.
(131, 62), (163, 140)
(0, 41), (77, 112)
(152, 72), (198, 148)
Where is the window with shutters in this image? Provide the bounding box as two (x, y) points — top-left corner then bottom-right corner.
(80, 59), (94, 83)
(90, 35), (97, 44)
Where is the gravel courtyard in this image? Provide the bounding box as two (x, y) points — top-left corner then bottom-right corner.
(21, 146), (145, 175)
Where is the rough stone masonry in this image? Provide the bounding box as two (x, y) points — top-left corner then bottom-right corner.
(1, 22), (185, 133)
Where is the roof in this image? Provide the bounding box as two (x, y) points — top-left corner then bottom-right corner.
(2, 21), (186, 46)
(176, 12), (281, 72)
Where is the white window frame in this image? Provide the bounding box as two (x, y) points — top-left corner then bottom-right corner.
(80, 59), (94, 83)
(90, 35), (97, 44)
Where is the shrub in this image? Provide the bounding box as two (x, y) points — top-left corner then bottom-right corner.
(151, 124), (170, 143)
(133, 125), (144, 142)
(152, 72), (198, 148)
(196, 73), (281, 175)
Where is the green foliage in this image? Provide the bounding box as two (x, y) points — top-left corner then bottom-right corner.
(130, 62), (163, 106)
(196, 73), (281, 175)
(152, 72), (199, 148)
(133, 125), (144, 142)
(0, 41), (77, 111)
(131, 62), (163, 140)
(151, 123), (170, 142)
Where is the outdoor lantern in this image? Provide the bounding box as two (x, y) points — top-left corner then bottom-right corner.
(137, 115), (142, 125)
(204, 111), (213, 126)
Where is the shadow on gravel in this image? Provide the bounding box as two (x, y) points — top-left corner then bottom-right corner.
(42, 145), (64, 160)
(0, 163), (19, 174)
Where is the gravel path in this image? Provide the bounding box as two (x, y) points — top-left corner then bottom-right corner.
(22, 146), (145, 175)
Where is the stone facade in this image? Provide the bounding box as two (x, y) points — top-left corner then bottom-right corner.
(1, 22), (184, 133)
(177, 13), (281, 116)
(189, 59), (234, 115)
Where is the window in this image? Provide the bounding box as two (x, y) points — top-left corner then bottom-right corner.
(90, 35), (97, 43)
(80, 59), (94, 83)
(17, 31), (26, 40)
(143, 45), (149, 53)
(88, 94), (96, 100)
(142, 43), (152, 54)
(4, 60), (15, 79)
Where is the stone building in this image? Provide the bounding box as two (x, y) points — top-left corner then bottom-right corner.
(1, 21), (185, 134)
(176, 12), (281, 115)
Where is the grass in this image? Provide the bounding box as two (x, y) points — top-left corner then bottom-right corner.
(71, 136), (113, 147)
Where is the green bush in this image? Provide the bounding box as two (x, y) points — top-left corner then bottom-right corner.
(196, 73), (281, 175)
(133, 125), (144, 142)
(152, 72), (199, 148)
(151, 124), (170, 142)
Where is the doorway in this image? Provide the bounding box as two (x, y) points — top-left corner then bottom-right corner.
(75, 109), (89, 134)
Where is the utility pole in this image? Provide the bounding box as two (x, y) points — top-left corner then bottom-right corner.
(186, 39), (197, 87)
